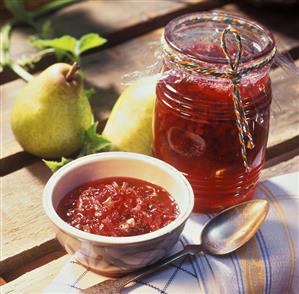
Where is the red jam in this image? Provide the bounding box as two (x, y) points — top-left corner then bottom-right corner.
(153, 13), (275, 213)
(154, 72), (271, 213)
(57, 177), (179, 237)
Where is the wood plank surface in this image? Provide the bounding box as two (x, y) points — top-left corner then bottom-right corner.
(262, 155), (299, 180)
(1, 162), (53, 262)
(2, 3), (299, 162)
(264, 147), (299, 178)
(2, 37), (298, 163)
(1, 79), (27, 158)
(1, 1), (299, 289)
(222, 3), (299, 53)
(7, 1), (299, 63)
(1, 29), (162, 272)
(268, 59), (299, 147)
(0, 28), (162, 161)
(1, 255), (70, 294)
(1, 23), (299, 272)
(2, 0), (222, 84)
(4, 249), (65, 282)
(3, 1), (299, 84)
(7, 0), (185, 59)
(0, 29), (299, 163)
(0, 278), (6, 286)
(1, 155), (298, 294)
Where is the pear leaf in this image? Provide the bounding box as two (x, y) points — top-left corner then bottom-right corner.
(76, 33), (107, 56)
(79, 122), (111, 156)
(43, 157), (72, 172)
(43, 123), (110, 173)
(31, 35), (77, 54)
(53, 48), (70, 61)
(84, 87), (96, 99)
(40, 20), (54, 39)
(4, 0), (30, 22)
(30, 33), (106, 61)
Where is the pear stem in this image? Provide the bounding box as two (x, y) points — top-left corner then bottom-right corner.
(66, 62), (80, 82)
(10, 62), (34, 82)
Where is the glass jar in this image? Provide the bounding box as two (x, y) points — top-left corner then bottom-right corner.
(153, 12), (276, 213)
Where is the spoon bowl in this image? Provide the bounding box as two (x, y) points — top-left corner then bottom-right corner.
(201, 199), (269, 255)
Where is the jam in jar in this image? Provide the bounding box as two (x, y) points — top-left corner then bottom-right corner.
(153, 12), (276, 212)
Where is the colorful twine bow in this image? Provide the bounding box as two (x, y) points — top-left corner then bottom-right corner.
(220, 27), (254, 171)
(162, 26), (276, 171)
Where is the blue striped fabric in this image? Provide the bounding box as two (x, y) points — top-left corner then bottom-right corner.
(44, 172), (299, 294)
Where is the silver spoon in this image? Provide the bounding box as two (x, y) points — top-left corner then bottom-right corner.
(82, 199), (269, 294)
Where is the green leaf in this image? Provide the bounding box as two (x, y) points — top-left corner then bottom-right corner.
(76, 33), (107, 56)
(39, 20), (54, 39)
(79, 122), (111, 156)
(43, 157), (72, 173)
(31, 35), (77, 55)
(84, 87), (96, 99)
(30, 0), (77, 19)
(30, 33), (106, 62)
(42, 122), (110, 172)
(54, 48), (74, 61)
(4, 0), (29, 22)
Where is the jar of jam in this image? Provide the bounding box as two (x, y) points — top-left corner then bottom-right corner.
(153, 12), (276, 213)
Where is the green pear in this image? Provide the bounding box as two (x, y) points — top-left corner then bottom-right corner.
(11, 63), (93, 159)
(102, 75), (158, 155)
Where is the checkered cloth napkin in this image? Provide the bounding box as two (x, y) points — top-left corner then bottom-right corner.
(44, 172), (299, 294)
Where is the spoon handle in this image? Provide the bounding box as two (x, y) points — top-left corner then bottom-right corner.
(82, 244), (202, 294)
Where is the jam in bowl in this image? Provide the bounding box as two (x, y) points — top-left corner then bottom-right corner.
(43, 152), (194, 276)
(57, 177), (180, 237)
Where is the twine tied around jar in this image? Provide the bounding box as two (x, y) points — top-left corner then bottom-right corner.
(161, 26), (276, 171)
(221, 27), (254, 171)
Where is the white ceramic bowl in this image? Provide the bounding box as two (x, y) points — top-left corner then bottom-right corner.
(43, 152), (194, 276)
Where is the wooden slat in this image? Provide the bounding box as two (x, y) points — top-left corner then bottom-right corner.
(7, 1), (299, 63)
(222, 3), (299, 52)
(1, 255), (70, 294)
(2, 0), (222, 84)
(268, 62), (299, 147)
(262, 155), (299, 180)
(1, 156), (298, 294)
(4, 249), (65, 282)
(0, 239), (63, 281)
(1, 79), (27, 158)
(1, 162), (53, 263)
(8, 0), (183, 59)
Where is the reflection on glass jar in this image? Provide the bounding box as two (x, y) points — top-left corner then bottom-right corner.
(153, 12), (276, 213)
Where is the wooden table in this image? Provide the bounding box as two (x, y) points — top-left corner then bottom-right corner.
(1, 1), (299, 293)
